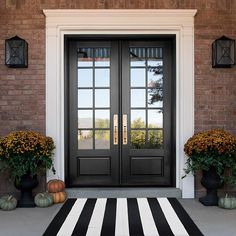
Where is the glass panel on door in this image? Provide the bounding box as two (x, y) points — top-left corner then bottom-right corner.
(77, 47), (111, 150)
(130, 47), (164, 149)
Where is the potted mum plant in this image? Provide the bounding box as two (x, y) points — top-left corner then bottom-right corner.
(0, 130), (55, 207)
(184, 129), (236, 206)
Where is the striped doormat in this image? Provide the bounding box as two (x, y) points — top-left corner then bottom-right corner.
(43, 198), (203, 236)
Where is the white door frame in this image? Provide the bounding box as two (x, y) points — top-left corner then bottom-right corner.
(44, 9), (197, 198)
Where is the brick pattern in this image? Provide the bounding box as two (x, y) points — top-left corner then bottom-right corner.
(0, 0), (235, 197)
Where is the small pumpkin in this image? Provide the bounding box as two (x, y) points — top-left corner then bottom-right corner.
(0, 195), (17, 211)
(51, 191), (67, 204)
(0, 195), (8, 206)
(34, 192), (53, 208)
(218, 194), (236, 209)
(47, 179), (65, 193)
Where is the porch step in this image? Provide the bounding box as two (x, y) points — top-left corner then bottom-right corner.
(66, 187), (182, 198)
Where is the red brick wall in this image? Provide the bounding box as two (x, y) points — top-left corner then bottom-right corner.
(0, 0), (235, 197)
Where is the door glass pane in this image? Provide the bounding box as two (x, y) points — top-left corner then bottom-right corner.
(148, 110), (163, 128)
(148, 59), (163, 67)
(78, 69), (93, 87)
(147, 48), (163, 66)
(78, 130), (93, 149)
(95, 68), (110, 87)
(95, 110), (110, 128)
(131, 110), (146, 128)
(94, 48), (110, 67)
(148, 70), (163, 87)
(131, 130), (146, 149)
(95, 89), (110, 107)
(78, 89), (93, 108)
(78, 110), (93, 128)
(78, 48), (93, 67)
(148, 89), (163, 108)
(129, 46), (165, 150)
(95, 130), (110, 149)
(77, 46), (112, 151)
(130, 68), (145, 87)
(130, 47), (146, 67)
(148, 130), (163, 148)
(131, 89), (146, 108)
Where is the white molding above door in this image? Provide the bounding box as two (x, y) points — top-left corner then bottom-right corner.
(44, 9), (197, 198)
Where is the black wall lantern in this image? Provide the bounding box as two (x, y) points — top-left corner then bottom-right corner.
(5, 35), (28, 68)
(212, 36), (235, 68)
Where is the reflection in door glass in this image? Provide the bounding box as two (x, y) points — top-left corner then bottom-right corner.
(130, 68), (145, 87)
(148, 70), (163, 87)
(95, 110), (110, 128)
(131, 110), (146, 128)
(95, 130), (110, 149)
(131, 130), (146, 149)
(95, 68), (110, 87)
(95, 89), (110, 107)
(130, 48), (146, 67)
(148, 89), (163, 108)
(77, 47), (111, 151)
(147, 48), (163, 66)
(78, 48), (93, 67)
(131, 89), (146, 108)
(94, 48), (110, 67)
(78, 130), (93, 149)
(78, 89), (93, 108)
(147, 64), (163, 108)
(129, 46), (165, 150)
(148, 130), (163, 148)
(78, 110), (93, 128)
(147, 59), (163, 67)
(148, 110), (163, 128)
(78, 69), (93, 87)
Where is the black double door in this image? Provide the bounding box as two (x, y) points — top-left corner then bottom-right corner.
(67, 38), (174, 187)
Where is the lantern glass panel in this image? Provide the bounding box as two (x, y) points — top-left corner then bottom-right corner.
(212, 36), (235, 68)
(5, 36), (28, 68)
(217, 40), (234, 65)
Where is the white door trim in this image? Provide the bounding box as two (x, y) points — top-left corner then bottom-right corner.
(44, 9), (197, 198)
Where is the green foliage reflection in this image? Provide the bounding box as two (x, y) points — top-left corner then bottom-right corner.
(131, 118), (163, 149)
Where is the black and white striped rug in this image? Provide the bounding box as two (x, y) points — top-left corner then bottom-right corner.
(43, 198), (203, 236)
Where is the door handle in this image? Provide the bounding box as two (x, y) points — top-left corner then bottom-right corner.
(113, 114), (118, 145)
(123, 114), (128, 145)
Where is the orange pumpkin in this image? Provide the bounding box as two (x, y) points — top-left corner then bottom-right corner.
(51, 191), (67, 204)
(47, 179), (65, 193)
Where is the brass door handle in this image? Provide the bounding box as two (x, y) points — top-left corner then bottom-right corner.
(123, 114), (127, 145)
(113, 114), (118, 145)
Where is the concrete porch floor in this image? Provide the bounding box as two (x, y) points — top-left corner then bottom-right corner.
(0, 198), (236, 236)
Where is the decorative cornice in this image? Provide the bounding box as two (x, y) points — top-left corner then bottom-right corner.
(43, 9), (197, 29)
(43, 9), (197, 18)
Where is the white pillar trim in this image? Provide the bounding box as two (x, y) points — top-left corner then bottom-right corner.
(44, 9), (197, 198)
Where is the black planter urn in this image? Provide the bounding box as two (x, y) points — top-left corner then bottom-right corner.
(14, 173), (39, 207)
(199, 167), (223, 206)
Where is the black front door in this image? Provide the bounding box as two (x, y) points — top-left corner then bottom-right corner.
(66, 38), (174, 187)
